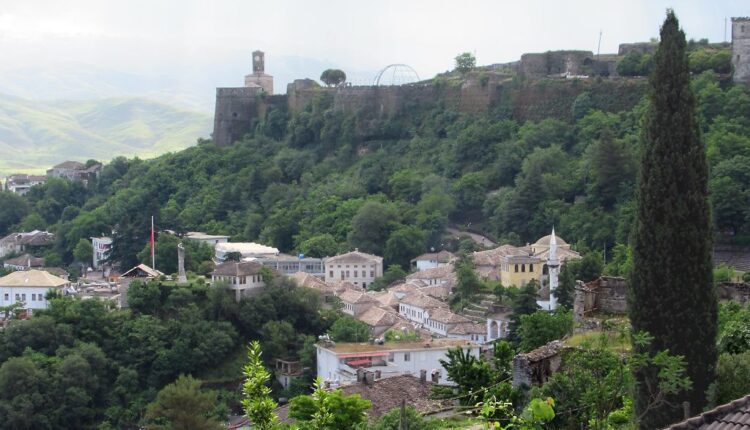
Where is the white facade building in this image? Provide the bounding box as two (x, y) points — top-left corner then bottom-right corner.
(211, 261), (266, 301)
(398, 293), (447, 325)
(214, 242), (279, 261)
(410, 251), (455, 271)
(315, 339), (480, 386)
(324, 249), (383, 289)
(185, 231), (230, 247)
(92, 237), (112, 269)
(0, 270), (70, 312)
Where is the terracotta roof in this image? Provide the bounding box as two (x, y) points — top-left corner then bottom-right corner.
(0, 231), (55, 247)
(389, 282), (421, 295)
(371, 290), (401, 309)
(448, 322), (486, 335)
(665, 394), (750, 429)
(3, 254), (45, 267)
(324, 250), (383, 265)
(534, 234), (569, 246)
(276, 375), (454, 423)
(0, 269), (69, 288)
(291, 272), (336, 293)
(533, 246), (582, 262)
(121, 264), (163, 278)
(52, 160), (85, 170)
(419, 284), (452, 300)
(411, 250), (455, 264)
(472, 245), (532, 266)
(212, 261), (263, 277)
(406, 265), (456, 281)
(427, 308), (470, 324)
(357, 306), (401, 327)
(400, 292), (447, 310)
(338, 289), (379, 305)
(318, 338), (478, 354)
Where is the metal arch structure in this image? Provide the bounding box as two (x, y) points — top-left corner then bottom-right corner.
(373, 64), (421, 86)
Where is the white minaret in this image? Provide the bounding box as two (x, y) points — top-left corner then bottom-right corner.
(548, 227), (560, 311)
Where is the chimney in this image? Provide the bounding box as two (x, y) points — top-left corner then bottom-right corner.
(375, 370), (381, 379)
(420, 369), (427, 382)
(357, 368), (365, 382)
(365, 371), (375, 385)
(431, 371), (440, 383)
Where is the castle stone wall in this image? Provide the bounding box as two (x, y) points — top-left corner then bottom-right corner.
(732, 18), (750, 84)
(520, 51), (594, 79)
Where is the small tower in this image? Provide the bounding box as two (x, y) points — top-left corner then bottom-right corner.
(547, 228), (560, 311)
(732, 17), (750, 84)
(244, 50), (274, 94)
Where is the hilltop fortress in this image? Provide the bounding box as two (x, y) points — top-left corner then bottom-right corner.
(213, 21), (750, 147)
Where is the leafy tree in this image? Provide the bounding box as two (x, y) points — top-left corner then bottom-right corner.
(320, 69), (347, 87)
(347, 201), (399, 255)
(73, 238), (93, 266)
(241, 341), (278, 430)
(517, 309), (574, 352)
(454, 52), (476, 73)
(384, 225), (426, 270)
(288, 377), (371, 429)
(144, 375), (222, 430)
(370, 405), (437, 430)
(0, 357), (52, 430)
(438, 346), (495, 406)
(629, 11), (717, 426)
(328, 315), (370, 342)
(299, 233), (339, 258)
(713, 352), (750, 405)
(0, 191), (29, 237)
(260, 320), (298, 361)
(571, 91), (594, 121)
(509, 281), (541, 341)
(368, 264), (406, 291)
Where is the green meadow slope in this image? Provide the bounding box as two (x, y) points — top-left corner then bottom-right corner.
(0, 95), (212, 174)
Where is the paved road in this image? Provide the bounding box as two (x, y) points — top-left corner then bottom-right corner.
(447, 227), (497, 248)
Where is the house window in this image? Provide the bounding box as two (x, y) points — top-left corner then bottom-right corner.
(514, 264), (518, 272)
(3, 293), (8, 301)
(354, 270), (358, 277)
(31, 294), (36, 301)
(530, 264), (534, 272)
(370, 270), (374, 277)
(521, 264), (526, 272)
(21, 294), (26, 301)
(362, 282), (366, 288)
(329, 271), (333, 278)
(346, 270), (350, 278)
(341, 272), (344, 279)
(404, 353), (410, 362)
(15, 294), (19, 301)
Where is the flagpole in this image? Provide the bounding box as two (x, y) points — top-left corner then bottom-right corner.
(151, 216), (155, 270)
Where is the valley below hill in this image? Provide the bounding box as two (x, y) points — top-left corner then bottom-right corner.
(0, 95), (212, 175)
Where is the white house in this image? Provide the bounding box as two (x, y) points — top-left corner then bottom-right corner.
(0, 231), (55, 258)
(4, 174), (46, 195)
(91, 237), (112, 269)
(410, 250), (455, 271)
(0, 270), (70, 312)
(211, 261), (266, 301)
(398, 292), (447, 325)
(214, 242), (279, 261)
(185, 231), (230, 247)
(315, 338), (480, 386)
(337, 288), (378, 317)
(324, 249), (383, 289)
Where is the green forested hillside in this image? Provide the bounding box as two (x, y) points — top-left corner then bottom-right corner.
(0, 95), (211, 175)
(3, 70), (748, 273)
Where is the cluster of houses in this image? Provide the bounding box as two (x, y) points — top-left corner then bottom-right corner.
(0, 223), (582, 393)
(3, 160), (102, 195)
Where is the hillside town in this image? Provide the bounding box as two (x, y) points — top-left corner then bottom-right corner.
(1, 7), (750, 430)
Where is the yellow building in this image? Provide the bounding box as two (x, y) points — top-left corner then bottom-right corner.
(472, 233), (581, 287)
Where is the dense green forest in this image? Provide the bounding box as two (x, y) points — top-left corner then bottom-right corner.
(1, 68), (748, 274)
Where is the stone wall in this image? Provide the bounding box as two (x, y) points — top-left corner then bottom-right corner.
(717, 282), (750, 303)
(519, 51), (594, 79)
(732, 18), (750, 84)
(573, 277), (629, 321)
(512, 340), (566, 388)
(618, 42), (657, 56)
(213, 87), (263, 147)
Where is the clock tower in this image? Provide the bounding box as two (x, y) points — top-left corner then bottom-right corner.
(244, 49), (274, 94)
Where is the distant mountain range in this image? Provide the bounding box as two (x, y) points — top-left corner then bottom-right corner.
(0, 95), (212, 176)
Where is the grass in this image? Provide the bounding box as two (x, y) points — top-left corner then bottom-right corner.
(565, 316), (632, 353)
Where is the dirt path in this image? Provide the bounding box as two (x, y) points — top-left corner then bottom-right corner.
(447, 227), (497, 248)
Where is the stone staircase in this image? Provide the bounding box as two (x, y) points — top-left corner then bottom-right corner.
(459, 293), (497, 323)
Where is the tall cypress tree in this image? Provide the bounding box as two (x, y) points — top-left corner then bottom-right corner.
(630, 10), (716, 428)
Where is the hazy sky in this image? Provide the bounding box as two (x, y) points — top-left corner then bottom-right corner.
(1, 0), (748, 89)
